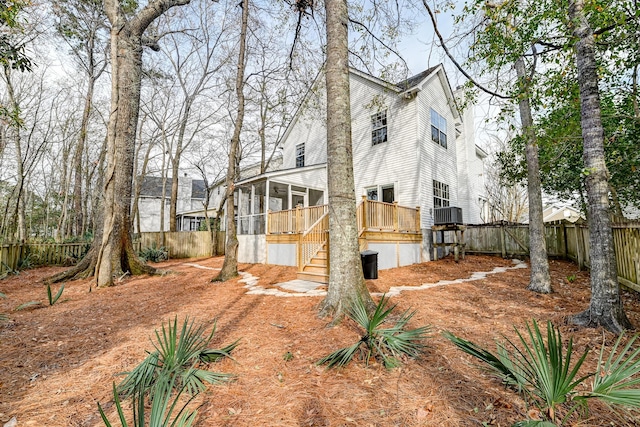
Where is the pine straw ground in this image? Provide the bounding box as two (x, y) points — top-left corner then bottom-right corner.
(1, 255), (640, 427)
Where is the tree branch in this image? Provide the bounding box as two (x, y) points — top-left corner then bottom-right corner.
(420, 0), (510, 100)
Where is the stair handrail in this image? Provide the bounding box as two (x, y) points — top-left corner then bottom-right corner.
(299, 211), (329, 270)
(302, 211), (329, 238)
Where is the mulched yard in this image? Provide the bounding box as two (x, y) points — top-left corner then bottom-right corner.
(0, 255), (639, 426)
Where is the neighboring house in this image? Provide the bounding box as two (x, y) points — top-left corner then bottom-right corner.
(222, 64), (487, 279)
(136, 175), (206, 232)
(542, 204), (584, 223)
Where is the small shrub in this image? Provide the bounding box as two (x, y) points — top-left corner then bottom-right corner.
(317, 294), (430, 369)
(139, 245), (168, 263)
(444, 320), (640, 424)
(47, 284), (65, 305)
(566, 274), (577, 283)
(15, 284), (65, 311)
(118, 316), (238, 398)
(99, 317), (238, 427)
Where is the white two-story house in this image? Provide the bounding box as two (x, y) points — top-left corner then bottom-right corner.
(224, 64), (487, 280)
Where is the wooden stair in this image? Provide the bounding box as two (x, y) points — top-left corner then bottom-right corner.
(297, 246), (328, 283)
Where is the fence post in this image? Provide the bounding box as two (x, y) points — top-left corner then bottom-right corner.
(500, 223), (507, 258)
(361, 196), (368, 231)
(393, 201), (399, 232)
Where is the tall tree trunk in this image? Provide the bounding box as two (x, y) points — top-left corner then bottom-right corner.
(514, 57), (551, 294)
(569, 0), (631, 332)
(318, 0), (374, 319)
(72, 73), (96, 237)
(214, 0), (249, 282)
(3, 66), (26, 242)
(47, 0), (191, 287)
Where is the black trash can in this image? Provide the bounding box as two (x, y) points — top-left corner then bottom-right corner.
(360, 250), (378, 279)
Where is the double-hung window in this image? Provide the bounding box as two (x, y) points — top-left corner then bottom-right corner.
(433, 180), (450, 208)
(430, 108), (447, 148)
(295, 143), (305, 168)
(371, 110), (388, 145)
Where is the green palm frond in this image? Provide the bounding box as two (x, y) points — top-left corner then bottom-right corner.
(47, 284), (65, 305)
(443, 330), (521, 386)
(119, 317), (236, 398)
(99, 376), (198, 427)
(316, 342), (363, 369)
(445, 320), (640, 424)
(590, 333), (640, 409)
(318, 294), (430, 369)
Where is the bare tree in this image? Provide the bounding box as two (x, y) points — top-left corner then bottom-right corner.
(53, 0), (109, 237)
(214, 0), (249, 282)
(49, 0), (192, 286)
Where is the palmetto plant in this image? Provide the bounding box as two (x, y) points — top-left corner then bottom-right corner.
(119, 316), (238, 398)
(99, 378), (198, 427)
(444, 320), (640, 425)
(317, 294), (430, 369)
(99, 317), (238, 427)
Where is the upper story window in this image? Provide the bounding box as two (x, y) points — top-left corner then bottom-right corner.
(430, 108), (447, 148)
(371, 110), (388, 145)
(433, 180), (450, 208)
(295, 143), (305, 168)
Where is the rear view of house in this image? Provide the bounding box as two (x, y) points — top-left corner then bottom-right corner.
(222, 65), (488, 281)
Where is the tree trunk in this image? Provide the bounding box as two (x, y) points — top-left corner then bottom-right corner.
(318, 0), (374, 320)
(569, 0), (631, 332)
(3, 66), (26, 242)
(214, 0), (248, 282)
(514, 57), (551, 294)
(72, 72), (96, 237)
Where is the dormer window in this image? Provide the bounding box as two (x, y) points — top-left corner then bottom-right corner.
(295, 143), (305, 168)
(430, 108), (447, 148)
(371, 110), (388, 145)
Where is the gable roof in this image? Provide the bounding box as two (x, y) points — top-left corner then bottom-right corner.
(395, 66), (439, 91)
(278, 64), (462, 148)
(139, 176), (206, 199)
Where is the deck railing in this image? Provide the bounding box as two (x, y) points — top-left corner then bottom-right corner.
(357, 198), (421, 233)
(268, 205), (329, 234)
(268, 200), (421, 235)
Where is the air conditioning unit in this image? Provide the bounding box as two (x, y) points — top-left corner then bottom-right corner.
(434, 207), (463, 225)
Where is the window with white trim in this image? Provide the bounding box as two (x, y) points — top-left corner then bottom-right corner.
(430, 108), (447, 148)
(371, 110), (388, 145)
(366, 184), (394, 203)
(433, 180), (450, 208)
(295, 143), (305, 168)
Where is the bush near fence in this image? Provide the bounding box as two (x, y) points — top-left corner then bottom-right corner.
(0, 231), (226, 276)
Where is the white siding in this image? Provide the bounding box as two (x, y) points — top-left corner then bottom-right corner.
(416, 71), (459, 227)
(282, 91), (327, 169)
(455, 104), (486, 224)
(349, 74), (420, 208)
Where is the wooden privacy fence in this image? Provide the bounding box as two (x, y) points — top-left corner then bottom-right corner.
(0, 231), (226, 276)
(1, 242), (89, 275)
(465, 219), (640, 292)
(135, 231), (225, 258)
